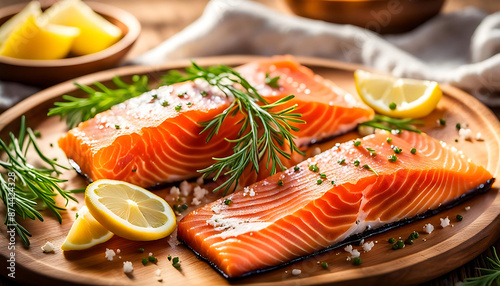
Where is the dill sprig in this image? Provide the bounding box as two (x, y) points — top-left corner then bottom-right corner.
(48, 75), (150, 128)
(359, 114), (424, 134)
(0, 116), (77, 246)
(163, 63), (305, 195)
(462, 247), (500, 286)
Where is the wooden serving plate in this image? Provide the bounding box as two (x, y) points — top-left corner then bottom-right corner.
(1, 56), (500, 286)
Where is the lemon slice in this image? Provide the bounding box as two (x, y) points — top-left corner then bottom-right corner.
(0, 1), (41, 45)
(0, 15), (79, 60)
(61, 206), (114, 251)
(42, 0), (122, 55)
(85, 179), (176, 241)
(354, 70), (442, 118)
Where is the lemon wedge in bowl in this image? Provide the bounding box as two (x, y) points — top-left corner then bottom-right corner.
(354, 70), (442, 118)
(0, 15), (79, 60)
(61, 206), (113, 251)
(0, 1), (41, 44)
(43, 0), (122, 56)
(85, 179), (176, 241)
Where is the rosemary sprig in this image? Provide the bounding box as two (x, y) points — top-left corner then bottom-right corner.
(462, 247), (500, 286)
(359, 114), (424, 134)
(163, 63), (305, 195)
(48, 75), (150, 128)
(0, 116), (77, 246)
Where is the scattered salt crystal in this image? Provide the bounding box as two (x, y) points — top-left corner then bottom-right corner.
(155, 268), (162, 281)
(476, 132), (484, 141)
(105, 248), (116, 261)
(344, 245), (353, 253)
(423, 239), (427, 242)
(123, 261), (133, 273)
(180, 180), (192, 196)
(149, 252), (153, 257)
(362, 241), (375, 252)
(212, 204), (222, 214)
(292, 269), (301, 276)
(191, 198), (201, 206)
(41, 241), (55, 253)
(459, 128), (472, 140)
(193, 186), (208, 200)
(350, 249), (361, 258)
(243, 187), (255, 197)
(312, 147), (321, 156)
(170, 186), (180, 196)
(116, 249), (121, 254)
(423, 223), (434, 234)
(346, 257), (352, 261)
(465, 206), (471, 211)
(196, 176), (204, 186)
(440, 217), (450, 228)
(119, 256), (122, 259)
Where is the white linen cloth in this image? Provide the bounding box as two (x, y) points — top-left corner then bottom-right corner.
(2, 0), (500, 111)
(133, 0), (500, 106)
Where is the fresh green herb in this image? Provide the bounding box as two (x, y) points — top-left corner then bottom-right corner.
(388, 238), (395, 244)
(0, 116), (77, 246)
(359, 115), (423, 134)
(317, 179), (323, 185)
(309, 164), (319, 172)
(405, 239), (414, 245)
(201, 91), (207, 96)
(354, 140), (361, 147)
(457, 214), (463, 221)
(168, 254), (172, 261)
(278, 180), (284, 186)
(75, 212), (79, 219)
(353, 160), (360, 167)
(224, 199), (232, 205)
(187, 102), (192, 106)
(331, 181), (335, 185)
(114, 125), (120, 130)
(338, 158), (345, 164)
(152, 94), (158, 99)
(352, 257), (362, 265)
(389, 102), (397, 110)
(462, 247), (500, 286)
(392, 146), (402, 154)
(132, 169), (137, 172)
(388, 154), (398, 162)
(455, 139), (459, 142)
(439, 118), (446, 126)
(409, 231), (419, 240)
(173, 204), (188, 213)
(387, 138), (392, 143)
(392, 239), (405, 250)
(366, 147), (376, 156)
(172, 257), (181, 268)
(294, 166), (300, 172)
(264, 73), (280, 88)
(163, 63), (304, 196)
(362, 164), (379, 176)
(139, 248), (145, 253)
(48, 75), (150, 128)
(321, 262), (329, 269)
(33, 131), (41, 138)
(411, 148), (417, 154)
(161, 101), (169, 107)
(142, 258), (148, 266)
(320, 173), (327, 179)
(50, 143), (54, 147)
(456, 123), (461, 130)
(148, 256), (157, 263)
(175, 104), (182, 112)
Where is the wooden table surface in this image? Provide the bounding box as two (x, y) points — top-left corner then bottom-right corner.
(1, 0), (500, 285)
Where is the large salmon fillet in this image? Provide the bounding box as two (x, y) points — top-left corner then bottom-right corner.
(58, 56), (374, 188)
(177, 131), (494, 278)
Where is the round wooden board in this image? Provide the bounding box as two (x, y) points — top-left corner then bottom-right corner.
(1, 56), (500, 286)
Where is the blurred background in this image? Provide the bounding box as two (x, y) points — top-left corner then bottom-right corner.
(3, 0), (498, 61)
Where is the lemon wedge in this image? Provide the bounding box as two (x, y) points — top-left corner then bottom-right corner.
(0, 1), (41, 45)
(61, 206), (114, 251)
(0, 15), (79, 60)
(43, 0), (122, 56)
(354, 70), (442, 118)
(85, 179), (176, 241)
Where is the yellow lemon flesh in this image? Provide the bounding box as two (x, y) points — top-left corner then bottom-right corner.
(85, 179), (176, 241)
(0, 16), (79, 60)
(43, 0), (122, 56)
(0, 1), (41, 45)
(354, 70), (442, 118)
(61, 206), (114, 251)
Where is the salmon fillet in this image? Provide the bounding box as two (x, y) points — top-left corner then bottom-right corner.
(177, 131), (494, 278)
(58, 56), (374, 188)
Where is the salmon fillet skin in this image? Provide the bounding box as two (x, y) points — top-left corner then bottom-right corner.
(177, 131), (494, 278)
(58, 56), (374, 188)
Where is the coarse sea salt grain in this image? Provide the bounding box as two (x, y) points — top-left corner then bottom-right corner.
(123, 261), (133, 273)
(459, 128), (472, 140)
(476, 132), (484, 141)
(170, 186), (180, 196)
(105, 248), (116, 261)
(423, 223), (434, 234)
(465, 206), (471, 211)
(362, 241), (375, 252)
(440, 217), (450, 228)
(180, 180), (192, 196)
(292, 269), (301, 276)
(41, 241), (55, 253)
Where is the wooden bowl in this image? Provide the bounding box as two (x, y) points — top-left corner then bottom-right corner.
(284, 0), (445, 34)
(0, 1), (141, 87)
